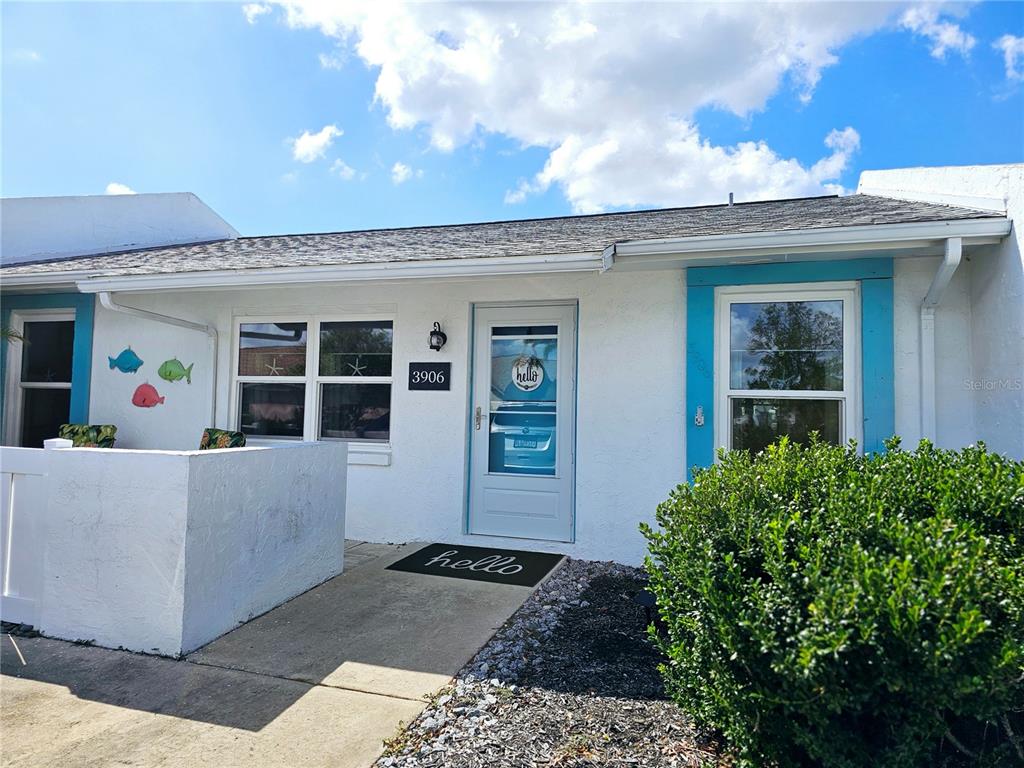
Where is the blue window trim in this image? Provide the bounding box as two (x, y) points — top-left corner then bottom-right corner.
(1, 293), (95, 437)
(685, 258), (894, 480)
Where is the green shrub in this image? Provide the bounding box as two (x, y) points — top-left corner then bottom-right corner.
(642, 438), (1024, 767)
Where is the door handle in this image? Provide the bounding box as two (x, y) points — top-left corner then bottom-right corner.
(475, 406), (483, 430)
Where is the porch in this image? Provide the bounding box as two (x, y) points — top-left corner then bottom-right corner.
(2, 541), (543, 767)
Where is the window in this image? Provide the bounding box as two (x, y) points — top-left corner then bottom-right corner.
(3, 312), (76, 447)
(317, 321), (392, 441)
(234, 317), (393, 443)
(237, 322), (308, 439)
(716, 284), (858, 455)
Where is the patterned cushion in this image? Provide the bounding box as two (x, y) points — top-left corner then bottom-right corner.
(199, 428), (247, 450)
(58, 424), (117, 448)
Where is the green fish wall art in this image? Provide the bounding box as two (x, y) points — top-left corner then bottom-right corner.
(158, 357), (193, 384)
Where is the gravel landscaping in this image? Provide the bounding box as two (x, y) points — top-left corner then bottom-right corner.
(376, 559), (721, 767)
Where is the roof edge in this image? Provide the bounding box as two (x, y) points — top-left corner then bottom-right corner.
(3, 216), (996, 295)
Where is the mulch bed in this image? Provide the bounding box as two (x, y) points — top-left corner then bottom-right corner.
(376, 560), (722, 767)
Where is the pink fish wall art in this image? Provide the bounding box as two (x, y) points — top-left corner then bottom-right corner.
(132, 382), (166, 408)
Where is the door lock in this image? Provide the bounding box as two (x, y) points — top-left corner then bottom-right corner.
(475, 406), (483, 430)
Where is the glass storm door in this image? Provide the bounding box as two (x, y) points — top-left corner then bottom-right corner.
(4, 312), (75, 447)
(469, 304), (576, 542)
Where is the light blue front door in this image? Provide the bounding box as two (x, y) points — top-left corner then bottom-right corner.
(469, 304), (576, 542)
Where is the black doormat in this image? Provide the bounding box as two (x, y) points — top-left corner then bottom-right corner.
(386, 543), (563, 587)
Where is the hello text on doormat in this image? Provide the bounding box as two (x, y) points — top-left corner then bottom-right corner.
(385, 543), (564, 587)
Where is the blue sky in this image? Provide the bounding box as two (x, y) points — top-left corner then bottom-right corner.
(3, 2), (1022, 236)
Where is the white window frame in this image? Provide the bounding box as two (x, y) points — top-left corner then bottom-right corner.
(714, 281), (861, 454)
(3, 310), (76, 447)
(230, 314), (395, 452)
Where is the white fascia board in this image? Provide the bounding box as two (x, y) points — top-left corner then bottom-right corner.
(611, 217), (1011, 266)
(72, 251), (605, 293)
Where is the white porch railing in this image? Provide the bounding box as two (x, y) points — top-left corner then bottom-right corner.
(0, 439), (70, 625)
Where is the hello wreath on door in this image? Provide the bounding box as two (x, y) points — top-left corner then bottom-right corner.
(511, 353), (544, 392)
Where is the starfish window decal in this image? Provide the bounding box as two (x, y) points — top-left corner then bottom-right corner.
(348, 356), (366, 376)
(265, 357), (284, 376)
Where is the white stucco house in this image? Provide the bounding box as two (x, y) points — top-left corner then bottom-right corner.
(2, 163), (1021, 565)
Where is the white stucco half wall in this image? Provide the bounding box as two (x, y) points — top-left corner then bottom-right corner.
(38, 442), (346, 656)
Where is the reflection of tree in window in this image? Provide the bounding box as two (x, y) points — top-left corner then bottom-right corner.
(742, 302), (842, 391)
(320, 322), (393, 377)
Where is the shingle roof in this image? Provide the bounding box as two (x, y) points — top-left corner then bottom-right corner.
(1, 194), (1002, 279)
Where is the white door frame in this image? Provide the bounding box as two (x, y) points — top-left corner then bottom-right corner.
(467, 302), (577, 542)
(3, 310), (76, 447)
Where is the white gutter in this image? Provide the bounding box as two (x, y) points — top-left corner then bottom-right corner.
(73, 251), (605, 293)
(611, 217), (1009, 266)
(0, 271), (94, 290)
(97, 292), (219, 428)
(919, 237), (962, 443)
(599, 244), (616, 273)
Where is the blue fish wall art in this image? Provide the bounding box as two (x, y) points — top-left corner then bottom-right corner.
(109, 347), (144, 373)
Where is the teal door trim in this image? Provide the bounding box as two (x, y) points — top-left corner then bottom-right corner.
(685, 257), (894, 479)
(1, 293), (95, 437)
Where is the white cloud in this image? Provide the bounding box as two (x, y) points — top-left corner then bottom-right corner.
(10, 49), (42, 63)
(994, 34), (1024, 81)
(900, 5), (976, 59)
(391, 162), (422, 184)
(331, 158), (356, 180)
(269, 2), (970, 211)
(512, 123), (861, 214)
(289, 124), (342, 163)
(105, 182), (136, 195)
(318, 50), (346, 70)
(242, 3), (272, 25)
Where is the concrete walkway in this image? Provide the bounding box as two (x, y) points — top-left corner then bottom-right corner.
(1, 541), (542, 768)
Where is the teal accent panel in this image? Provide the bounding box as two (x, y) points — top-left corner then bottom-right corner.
(1, 293), (95, 434)
(685, 285), (715, 481)
(685, 257), (894, 477)
(687, 257), (893, 287)
(860, 278), (895, 454)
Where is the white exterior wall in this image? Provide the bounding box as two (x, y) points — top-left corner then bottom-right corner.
(87, 270), (685, 565)
(860, 164), (1024, 457)
(0, 192), (238, 265)
(36, 443), (346, 656)
(892, 257), (978, 449)
(82, 227), (1017, 566)
(90, 300), (215, 450)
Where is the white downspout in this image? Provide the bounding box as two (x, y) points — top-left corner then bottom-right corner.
(919, 237), (962, 442)
(97, 292), (219, 428)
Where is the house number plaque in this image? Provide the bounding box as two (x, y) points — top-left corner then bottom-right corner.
(408, 362), (451, 391)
